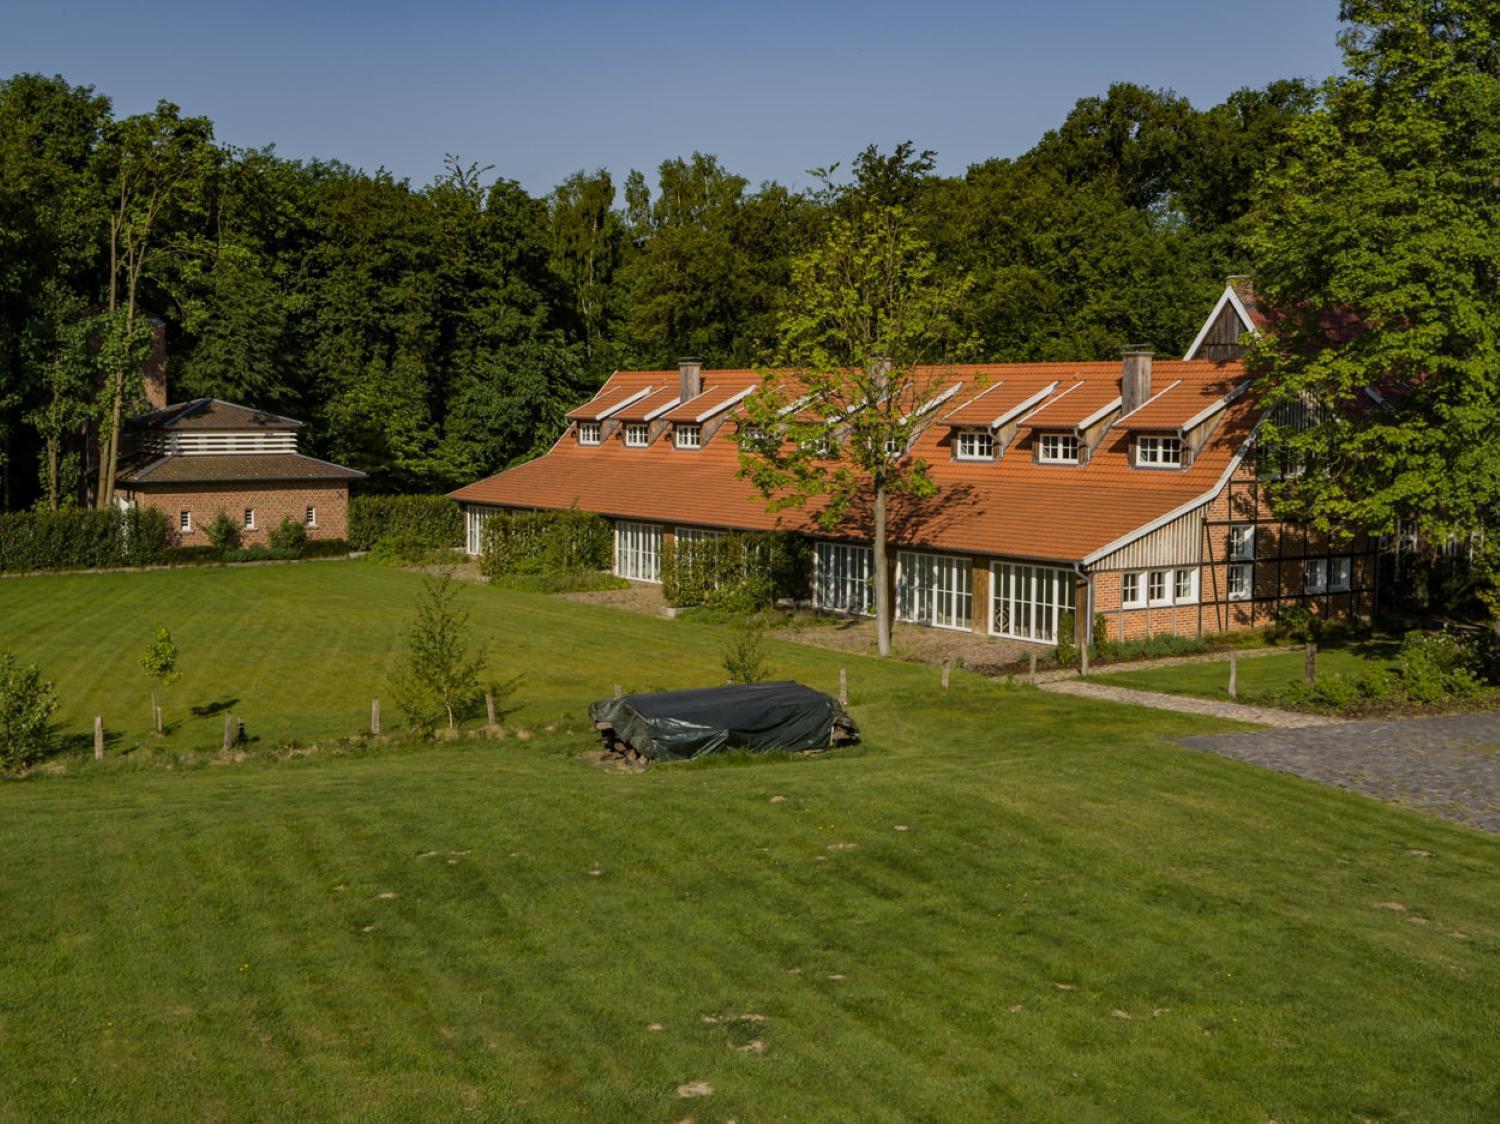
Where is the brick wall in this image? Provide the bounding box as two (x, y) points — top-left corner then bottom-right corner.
(122, 482), (350, 546)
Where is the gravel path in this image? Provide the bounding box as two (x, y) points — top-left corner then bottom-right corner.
(1181, 712), (1500, 835)
(1038, 679), (1343, 728)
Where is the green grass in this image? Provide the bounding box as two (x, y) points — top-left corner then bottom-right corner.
(1088, 640), (1403, 705)
(2, 563), (1499, 1120)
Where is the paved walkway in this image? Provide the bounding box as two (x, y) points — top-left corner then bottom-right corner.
(1038, 679), (1343, 729)
(1180, 712), (1500, 835)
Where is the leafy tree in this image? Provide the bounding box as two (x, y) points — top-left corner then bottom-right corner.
(21, 283), (92, 509)
(92, 101), (217, 509)
(390, 571), (490, 732)
(0, 651), (59, 773)
(548, 168), (624, 369)
(204, 510), (240, 552)
(739, 207), (973, 656)
(721, 621), (773, 684)
(138, 625), (179, 733)
(1247, 0), (1500, 628)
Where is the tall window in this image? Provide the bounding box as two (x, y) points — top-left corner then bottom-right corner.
(897, 552), (973, 630)
(955, 430), (994, 461)
(674, 425), (701, 449)
(179, 510), (192, 533)
(1228, 524), (1255, 561)
(624, 423), (649, 447)
(1147, 570), (1167, 603)
(1228, 563), (1252, 600)
(578, 421), (602, 445)
(1038, 433), (1079, 464)
(305, 505), (317, 528)
(1136, 436), (1182, 467)
(615, 521), (662, 582)
(1121, 571), (1141, 607)
(1304, 558), (1328, 594)
(1329, 556), (1351, 592)
(991, 562), (1071, 644)
(814, 541), (874, 616)
(243, 508), (255, 530)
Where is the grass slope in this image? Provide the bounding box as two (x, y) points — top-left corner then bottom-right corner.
(2, 563), (1499, 1120)
(1090, 641), (1401, 705)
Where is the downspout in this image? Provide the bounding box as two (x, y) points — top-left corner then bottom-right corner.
(1073, 561), (1093, 649)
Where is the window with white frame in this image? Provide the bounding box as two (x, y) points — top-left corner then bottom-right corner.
(614, 521), (662, 582)
(1304, 558), (1328, 594)
(897, 552), (972, 631)
(674, 526), (725, 587)
(1123, 567), (1198, 607)
(305, 505), (317, 528)
(243, 508), (256, 530)
(179, 510), (192, 533)
(1329, 556), (1351, 592)
(1228, 523), (1255, 561)
(1135, 435), (1182, 467)
(884, 434), (905, 457)
(814, 541), (874, 616)
(955, 429), (994, 461)
(1228, 563), (1252, 600)
(465, 507), (501, 555)
(991, 562), (1071, 644)
(802, 433), (833, 456)
(674, 424), (701, 449)
(1038, 433), (1079, 464)
(624, 422), (649, 447)
(577, 421), (602, 445)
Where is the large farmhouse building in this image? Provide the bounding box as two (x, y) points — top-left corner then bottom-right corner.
(451, 284), (1378, 648)
(116, 399), (363, 546)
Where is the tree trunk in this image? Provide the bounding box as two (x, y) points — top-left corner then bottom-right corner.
(874, 482), (891, 657)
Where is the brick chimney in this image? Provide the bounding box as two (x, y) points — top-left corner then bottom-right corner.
(678, 357), (702, 404)
(1121, 347), (1153, 416)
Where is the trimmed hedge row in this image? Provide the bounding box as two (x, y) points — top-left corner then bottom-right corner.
(0, 507), (169, 572)
(348, 494), (463, 552)
(478, 510), (612, 577)
(661, 531), (811, 611)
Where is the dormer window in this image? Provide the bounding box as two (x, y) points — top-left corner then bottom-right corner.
(624, 423), (649, 447)
(1038, 433), (1079, 464)
(1135, 435), (1182, 467)
(577, 421), (601, 445)
(955, 429), (994, 461)
(884, 435), (905, 457)
(674, 424), (701, 449)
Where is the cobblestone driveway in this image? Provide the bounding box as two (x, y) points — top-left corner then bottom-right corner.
(1181, 712), (1500, 835)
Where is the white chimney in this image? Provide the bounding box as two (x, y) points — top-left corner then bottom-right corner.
(1121, 347), (1153, 416)
(678, 357), (702, 404)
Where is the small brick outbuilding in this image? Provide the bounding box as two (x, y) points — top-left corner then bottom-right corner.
(115, 399), (363, 545)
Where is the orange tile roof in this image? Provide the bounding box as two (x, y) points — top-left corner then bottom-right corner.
(1117, 376), (1248, 431)
(660, 376), (759, 422)
(1014, 377), (1119, 431)
(612, 386), (681, 422)
(942, 376), (1060, 427)
(565, 383), (656, 421)
(451, 359), (1255, 564)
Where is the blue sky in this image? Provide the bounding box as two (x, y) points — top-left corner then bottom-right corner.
(5, 0), (1346, 194)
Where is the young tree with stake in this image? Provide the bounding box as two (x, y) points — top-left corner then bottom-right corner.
(738, 206), (973, 656)
(390, 571), (497, 733)
(138, 626), (178, 734)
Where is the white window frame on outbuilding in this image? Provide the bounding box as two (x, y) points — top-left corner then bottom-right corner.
(614, 521), (662, 582)
(813, 541), (874, 616)
(991, 562), (1071, 644)
(674, 424), (701, 449)
(305, 505), (317, 528)
(243, 508), (256, 531)
(577, 421), (602, 445)
(897, 552), (973, 631)
(179, 510), (192, 533)
(955, 429), (994, 461)
(1228, 562), (1252, 601)
(1122, 567), (1198, 608)
(1135, 435), (1182, 467)
(624, 422), (650, 447)
(1228, 523), (1255, 561)
(1038, 433), (1079, 464)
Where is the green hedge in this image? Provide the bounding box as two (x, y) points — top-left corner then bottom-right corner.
(478, 510), (612, 577)
(661, 531), (811, 611)
(0, 507), (169, 572)
(348, 494), (463, 552)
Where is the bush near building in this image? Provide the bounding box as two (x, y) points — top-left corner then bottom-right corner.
(348, 495), (463, 553)
(0, 507), (168, 573)
(478, 510), (612, 578)
(661, 531), (811, 613)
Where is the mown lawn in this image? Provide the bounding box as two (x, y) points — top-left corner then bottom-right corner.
(2, 562), (1499, 1120)
(1089, 640), (1402, 705)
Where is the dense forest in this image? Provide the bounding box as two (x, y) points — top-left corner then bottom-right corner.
(0, 72), (1314, 508)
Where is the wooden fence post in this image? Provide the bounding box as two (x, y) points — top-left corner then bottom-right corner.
(838, 667), (848, 707)
(223, 713), (234, 752)
(1080, 644), (1090, 678)
(1228, 650), (1239, 700)
(485, 692), (496, 725)
(1028, 651), (1037, 685)
(941, 659), (951, 691)
(614, 683), (622, 699)
(1305, 642), (1318, 686)
(371, 698), (381, 736)
(93, 716), (104, 760)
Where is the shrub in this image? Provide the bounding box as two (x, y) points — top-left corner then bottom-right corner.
(348, 494), (462, 552)
(204, 511), (241, 552)
(1397, 629), (1484, 704)
(478, 510), (612, 577)
(488, 571), (630, 594)
(0, 506), (168, 572)
(0, 652), (59, 773)
(163, 545), (225, 565)
(268, 515), (308, 552)
(219, 545), (300, 563)
(1272, 604), (1320, 644)
(1055, 610), (1078, 666)
(388, 571), (495, 732)
(1093, 633), (1209, 665)
(722, 621), (773, 684)
(661, 531), (810, 610)
(300, 537), (351, 559)
(368, 532), (450, 566)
